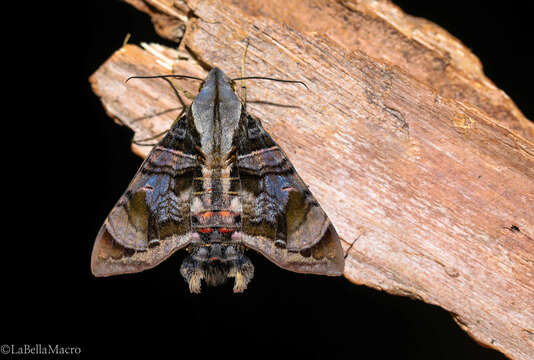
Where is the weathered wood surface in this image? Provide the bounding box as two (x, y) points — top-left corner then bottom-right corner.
(89, 1), (534, 359)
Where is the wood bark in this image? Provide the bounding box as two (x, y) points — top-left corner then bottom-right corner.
(89, 1), (534, 359)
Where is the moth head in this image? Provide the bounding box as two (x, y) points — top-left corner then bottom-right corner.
(180, 243), (254, 293)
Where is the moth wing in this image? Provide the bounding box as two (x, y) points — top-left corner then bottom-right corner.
(91, 144), (197, 276)
(237, 114), (344, 276)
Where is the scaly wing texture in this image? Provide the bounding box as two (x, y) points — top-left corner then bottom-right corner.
(92, 117), (198, 276)
(237, 114), (344, 275)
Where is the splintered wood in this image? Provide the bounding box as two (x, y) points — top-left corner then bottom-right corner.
(90, 1), (534, 359)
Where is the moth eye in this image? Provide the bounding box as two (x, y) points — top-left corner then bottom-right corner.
(192, 216), (199, 224)
(234, 214), (241, 223)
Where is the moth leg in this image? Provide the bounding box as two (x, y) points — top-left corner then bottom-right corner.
(274, 216), (287, 248)
(180, 257), (204, 294)
(132, 129), (170, 146)
(188, 272), (203, 294)
(131, 77), (188, 146)
(231, 255), (254, 293)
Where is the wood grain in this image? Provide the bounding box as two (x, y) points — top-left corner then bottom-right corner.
(89, 1), (534, 359)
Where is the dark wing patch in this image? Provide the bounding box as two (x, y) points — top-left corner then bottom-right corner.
(91, 145), (197, 276)
(241, 225), (342, 275)
(237, 114), (344, 275)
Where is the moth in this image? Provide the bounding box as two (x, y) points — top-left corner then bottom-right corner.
(91, 68), (344, 293)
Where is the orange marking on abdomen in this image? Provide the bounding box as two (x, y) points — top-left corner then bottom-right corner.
(197, 210), (234, 218)
(199, 211), (214, 219)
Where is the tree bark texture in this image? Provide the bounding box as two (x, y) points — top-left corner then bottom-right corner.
(89, 1), (534, 359)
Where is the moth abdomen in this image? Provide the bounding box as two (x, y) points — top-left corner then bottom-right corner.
(181, 163), (252, 293)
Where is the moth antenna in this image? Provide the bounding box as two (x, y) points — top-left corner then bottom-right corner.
(131, 107), (182, 124)
(132, 129), (169, 146)
(231, 76), (308, 90)
(128, 76), (190, 145)
(128, 75), (188, 118)
(160, 77), (187, 113)
(240, 39), (250, 108)
(126, 74), (204, 82)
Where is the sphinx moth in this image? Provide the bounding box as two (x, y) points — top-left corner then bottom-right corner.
(91, 68), (344, 293)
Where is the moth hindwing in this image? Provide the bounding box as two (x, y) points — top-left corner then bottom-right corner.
(91, 68), (344, 293)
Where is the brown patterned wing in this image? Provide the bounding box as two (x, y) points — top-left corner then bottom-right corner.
(91, 143), (198, 277)
(237, 114), (344, 276)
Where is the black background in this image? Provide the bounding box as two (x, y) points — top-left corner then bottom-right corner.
(9, 1), (532, 359)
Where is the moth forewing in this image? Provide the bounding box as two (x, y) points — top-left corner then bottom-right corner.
(92, 68), (344, 292)
(91, 134), (197, 276)
(236, 118), (344, 275)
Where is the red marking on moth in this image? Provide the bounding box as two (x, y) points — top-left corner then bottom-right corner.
(209, 257), (218, 261)
(218, 228), (234, 233)
(198, 228), (213, 233)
